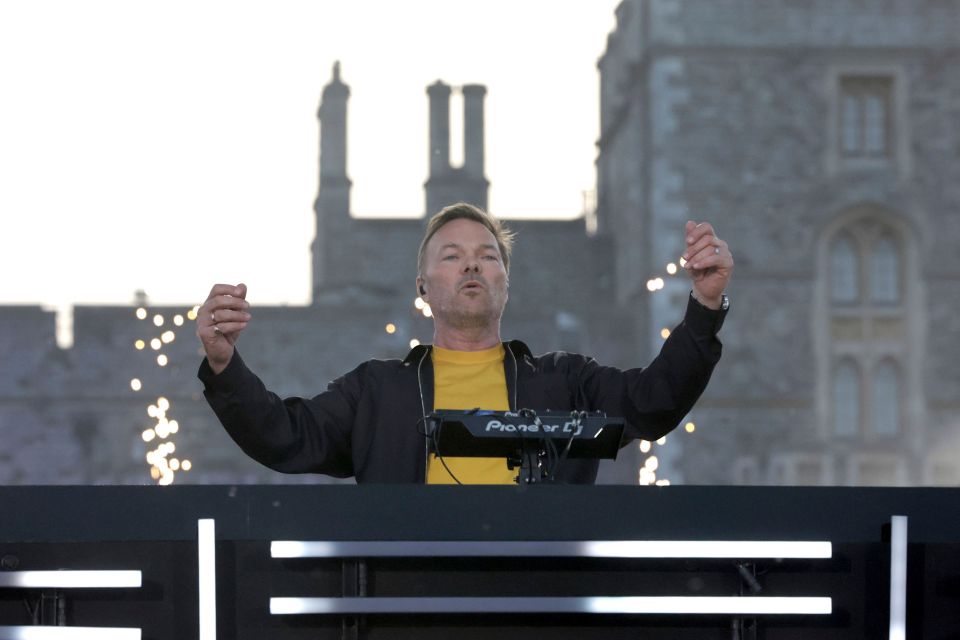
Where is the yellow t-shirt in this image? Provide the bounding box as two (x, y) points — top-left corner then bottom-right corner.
(425, 344), (516, 484)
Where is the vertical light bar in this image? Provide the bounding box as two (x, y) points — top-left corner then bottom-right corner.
(198, 518), (216, 640)
(889, 515), (907, 640)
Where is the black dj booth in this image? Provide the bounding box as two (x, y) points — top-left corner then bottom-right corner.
(0, 484), (958, 639)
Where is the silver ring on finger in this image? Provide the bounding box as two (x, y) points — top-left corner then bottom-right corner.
(213, 325), (222, 335)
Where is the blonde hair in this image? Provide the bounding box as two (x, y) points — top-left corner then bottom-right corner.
(417, 202), (515, 276)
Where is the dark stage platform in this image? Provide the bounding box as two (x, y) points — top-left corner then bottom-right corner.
(0, 485), (957, 639)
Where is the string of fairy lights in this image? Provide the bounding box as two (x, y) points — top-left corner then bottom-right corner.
(639, 254), (701, 486)
(378, 252), (702, 488)
(129, 304), (201, 485)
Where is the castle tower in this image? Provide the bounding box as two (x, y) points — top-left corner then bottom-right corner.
(312, 61), (352, 302)
(424, 81), (489, 216)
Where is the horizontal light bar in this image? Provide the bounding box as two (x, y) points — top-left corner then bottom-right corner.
(271, 540), (831, 559)
(0, 626), (142, 640)
(0, 571), (142, 589)
(270, 596), (832, 616)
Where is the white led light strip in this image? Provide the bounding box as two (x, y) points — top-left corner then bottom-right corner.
(198, 518), (217, 640)
(0, 627), (141, 640)
(270, 596), (832, 616)
(0, 572), (141, 589)
(271, 539), (832, 559)
(889, 515), (908, 640)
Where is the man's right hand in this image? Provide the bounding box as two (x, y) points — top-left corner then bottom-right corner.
(196, 283), (251, 375)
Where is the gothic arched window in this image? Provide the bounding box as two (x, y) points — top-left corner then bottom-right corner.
(830, 234), (859, 303)
(833, 360), (861, 437)
(870, 235), (900, 304)
(872, 360), (901, 436)
(822, 213), (911, 453)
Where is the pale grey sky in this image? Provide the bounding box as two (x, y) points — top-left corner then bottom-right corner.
(0, 0), (621, 308)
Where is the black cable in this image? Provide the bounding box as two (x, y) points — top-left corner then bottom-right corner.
(430, 416), (464, 486)
(547, 410), (583, 482)
(518, 408), (551, 484)
(414, 414), (429, 437)
(416, 414), (464, 485)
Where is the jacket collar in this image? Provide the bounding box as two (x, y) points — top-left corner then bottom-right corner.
(402, 340), (533, 365)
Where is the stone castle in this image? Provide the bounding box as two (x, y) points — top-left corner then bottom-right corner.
(2, 0), (958, 486)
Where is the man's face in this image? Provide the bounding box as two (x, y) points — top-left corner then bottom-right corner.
(418, 218), (509, 331)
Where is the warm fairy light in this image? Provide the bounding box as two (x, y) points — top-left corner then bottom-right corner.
(679, 256), (688, 268)
(657, 436), (667, 445)
(645, 456), (659, 471)
(422, 304), (433, 318)
(135, 308), (192, 485)
(639, 467), (656, 486)
(685, 421), (696, 433)
(660, 328), (671, 339)
(646, 279), (656, 292)
(136, 308), (147, 320)
(646, 278), (665, 292)
(666, 262), (678, 275)
(655, 479), (671, 486)
(414, 297), (425, 310)
(409, 339), (421, 348)
(639, 440), (651, 453)
(134, 339), (145, 350)
(385, 323), (396, 334)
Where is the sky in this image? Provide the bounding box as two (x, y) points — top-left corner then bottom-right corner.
(0, 0), (622, 309)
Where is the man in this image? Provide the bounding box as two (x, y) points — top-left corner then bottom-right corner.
(197, 203), (732, 484)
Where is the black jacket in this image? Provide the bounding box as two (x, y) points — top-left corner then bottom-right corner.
(199, 296), (726, 483)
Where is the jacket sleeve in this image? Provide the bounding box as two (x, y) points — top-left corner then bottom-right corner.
(198, 350), (359, 477)
(577, 294), (725, 442)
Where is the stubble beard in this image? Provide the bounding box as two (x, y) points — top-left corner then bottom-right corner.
(444, 307), (498, 331)
(434, 289), (506, 332)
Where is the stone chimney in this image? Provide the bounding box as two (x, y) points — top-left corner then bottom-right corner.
(427, 80), (452, 177)
(424, 81), (489, 217)
(462, 84), (486, 179)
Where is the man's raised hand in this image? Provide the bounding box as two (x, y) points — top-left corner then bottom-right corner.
(682, 221), (733, 309)
(196, 283), (250, 374)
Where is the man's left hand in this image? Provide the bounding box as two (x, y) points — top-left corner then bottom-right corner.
(682, 220), (734, 309)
